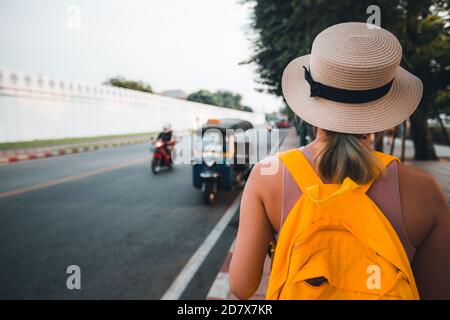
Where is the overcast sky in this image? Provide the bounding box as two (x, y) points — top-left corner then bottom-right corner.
(0, 0), (283, 113)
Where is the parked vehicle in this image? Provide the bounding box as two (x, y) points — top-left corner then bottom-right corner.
(192, 119), (254, 205)
(275, 119), (290, 128)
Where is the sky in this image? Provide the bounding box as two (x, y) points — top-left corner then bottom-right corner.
(0, 0), (283, 113)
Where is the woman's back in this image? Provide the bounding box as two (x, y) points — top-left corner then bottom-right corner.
(280, 147), (416, 261)
(230, 144), (450, 300)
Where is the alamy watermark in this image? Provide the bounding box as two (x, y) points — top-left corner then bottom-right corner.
(66, 265), (81, 290)
(366, 5), (381, 29)
(171, 128), (281, 175)
(366, 264), (381, 290)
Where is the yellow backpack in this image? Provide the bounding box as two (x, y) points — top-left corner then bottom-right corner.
(266, 149), (419, 300)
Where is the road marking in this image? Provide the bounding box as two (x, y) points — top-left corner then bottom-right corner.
(0, 157), (148, 199)
(161, 194), (242, 300)
(207, 272), (230, 300)
(161, 130), (289, 300)
(207, 240), (236, 300)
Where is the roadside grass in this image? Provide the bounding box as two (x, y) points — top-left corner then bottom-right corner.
(0, 132), (158, 151)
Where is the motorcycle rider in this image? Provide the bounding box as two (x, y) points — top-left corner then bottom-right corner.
(156, 123), (177, 162)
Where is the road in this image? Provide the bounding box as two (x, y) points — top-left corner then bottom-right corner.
(0, 129), (287, 299)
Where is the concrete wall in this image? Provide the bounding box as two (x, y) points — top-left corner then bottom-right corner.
(0, 68), (265, 142)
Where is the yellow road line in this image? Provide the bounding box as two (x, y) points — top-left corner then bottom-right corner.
(0, 157), (148, 199)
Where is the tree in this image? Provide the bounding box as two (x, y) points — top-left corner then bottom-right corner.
(103, 76), (153, 93)
(187, 89), (254, 111)
(216, 90), (243, 110)
(187, 90), (222, 106)
(243, 0), (449, 160)
(403, 3), (450, 158)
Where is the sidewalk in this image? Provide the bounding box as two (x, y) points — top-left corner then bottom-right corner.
(388, 138), (450, 199)
(388, 137), (450, 160)
(207, 129), (450, 300)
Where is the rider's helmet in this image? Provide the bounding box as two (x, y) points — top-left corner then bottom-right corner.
(163, 123), (172, 132)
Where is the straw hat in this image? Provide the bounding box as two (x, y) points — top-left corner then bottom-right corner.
(282, 22), (423, 134)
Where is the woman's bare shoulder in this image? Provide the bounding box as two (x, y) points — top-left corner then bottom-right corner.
(245, 155), (285, 223)
(397, 162), (448, 245)
(247, 155), (284, 194)
(398, 163), (446, 206)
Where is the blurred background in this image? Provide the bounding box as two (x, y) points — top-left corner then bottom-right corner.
(0, 0), (448, 300)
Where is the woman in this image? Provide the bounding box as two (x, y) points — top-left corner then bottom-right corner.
(229, 22), (450, 300)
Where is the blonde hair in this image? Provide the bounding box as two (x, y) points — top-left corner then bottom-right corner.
(314, 130), (384, 184)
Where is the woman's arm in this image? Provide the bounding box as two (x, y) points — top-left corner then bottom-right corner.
(229, 158), (279, 299)
(409, 173), (450, 299)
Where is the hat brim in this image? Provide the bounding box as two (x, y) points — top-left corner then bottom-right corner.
(282, 55), (423, 134)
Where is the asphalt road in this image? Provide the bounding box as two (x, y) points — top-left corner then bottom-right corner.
(0, 129), (287, 299)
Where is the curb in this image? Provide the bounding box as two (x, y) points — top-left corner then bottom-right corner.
(206, 239), (270, 301)
(206, 128), (298, 300)
(0, 130), (195, 165)
(206, 127), (296, 300)
(206, 241), (236, 300)
(0, 139), (148, 164)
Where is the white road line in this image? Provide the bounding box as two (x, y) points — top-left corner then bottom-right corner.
(161, 130), (288, 300)
(206, 272), (230, 300)
(206, 239), (236, 300)
(161, 194), (242, 300)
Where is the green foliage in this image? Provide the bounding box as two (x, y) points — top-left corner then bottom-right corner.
(216, 90), (243, 110)
(103, 76), (153, 93)
(429, 123), (450, 145)
(435, 90), (450, 115)
(0, 132), (157, 151)
(187, 90), (253, 112)
(187, 90), (222, 106)
(244, 0), (449, 103)
(243, 0), (449, 158)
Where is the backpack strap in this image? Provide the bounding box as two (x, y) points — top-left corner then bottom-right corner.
(359, 151), (400, 194)
(278, 149), (400, 194)
(277, 149), (323, 192)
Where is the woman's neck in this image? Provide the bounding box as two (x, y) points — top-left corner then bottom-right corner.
(304, 128), (372, 155)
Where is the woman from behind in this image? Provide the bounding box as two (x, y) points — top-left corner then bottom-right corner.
(229, 22), (450, 300)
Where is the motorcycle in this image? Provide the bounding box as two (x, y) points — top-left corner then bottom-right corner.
(151, 139), (173, 174)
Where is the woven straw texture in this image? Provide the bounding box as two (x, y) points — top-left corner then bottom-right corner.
(282, 22), (423, 134)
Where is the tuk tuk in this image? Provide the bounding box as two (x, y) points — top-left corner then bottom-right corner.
(193, 118), (254, 205)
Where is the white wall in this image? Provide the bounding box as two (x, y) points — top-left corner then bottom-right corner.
(0, 68), (265, 142)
